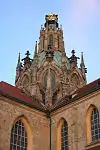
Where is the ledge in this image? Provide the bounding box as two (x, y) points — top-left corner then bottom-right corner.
(85, 140), (100, 150)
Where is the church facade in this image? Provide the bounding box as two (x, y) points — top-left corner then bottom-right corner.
(0, 14), (100, 150)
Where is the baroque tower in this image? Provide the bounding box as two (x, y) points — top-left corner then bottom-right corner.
(15, 14), (87, 106)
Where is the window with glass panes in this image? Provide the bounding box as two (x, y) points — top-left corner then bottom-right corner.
(91, 107), (100, 141)
(61, 121), (68, 150)
(10, 120), (28, 150)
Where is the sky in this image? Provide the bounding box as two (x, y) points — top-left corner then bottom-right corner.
(0, 0), (100, 85)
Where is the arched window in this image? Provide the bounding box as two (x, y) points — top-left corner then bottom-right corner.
(52, 92), (57, 105)
(10, 119), (28, 150)
(91, 107), (100, 141)
(44, 70), (55, 91)
(49, 35), (53, 47)
(40, 91), (45, 104)
(51, 70), (55, 90)
(61, 120), (68, 150)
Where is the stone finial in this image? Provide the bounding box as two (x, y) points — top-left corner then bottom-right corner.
(41, 25), (43, 30)
(69, 49), (80, 69)
(22, 50), (32, 68)
(60, 24), (62, 29)
(25, 50), (30, 57)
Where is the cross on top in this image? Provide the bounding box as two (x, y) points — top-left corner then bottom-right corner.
(25, 50), (30, 58)
(71, 50), (75, 56)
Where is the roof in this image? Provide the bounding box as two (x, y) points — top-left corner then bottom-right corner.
(52, 78), (100, 111)
(74, 78), (100, 98)
(0, 81), (45, 112)
(38, 51), (70, 69)
(0, 78), (100, 113)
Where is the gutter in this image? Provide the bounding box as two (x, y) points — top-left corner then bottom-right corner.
(0, 92), (45, 112)
(51, 85), (100, 112)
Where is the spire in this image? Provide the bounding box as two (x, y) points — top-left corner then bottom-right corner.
(32, 41), (38, 67)
(81, 52), (85, 67)
(80, 52), (87, 75)
(34, 41), (37, 57)
(17, 53), (20, 68)
(15, 53), (22, 82)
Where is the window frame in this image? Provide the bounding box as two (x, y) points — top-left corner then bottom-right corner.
(61, 120), (69, 150)
(57, 118), (69, 150)
(10, 119), (28, 150)
(86, 105), (100, 145)
(91, 107), (100, 141)
(10, 116), (32, 150)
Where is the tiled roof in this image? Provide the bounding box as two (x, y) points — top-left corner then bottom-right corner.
(0, 81), (45, 111)
(0, 78), (100, 113)
(52, 78), (100, 111)
(38, 51), (70, 69)
(75, 78), (100, 98)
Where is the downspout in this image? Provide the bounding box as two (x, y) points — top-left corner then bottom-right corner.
(45, 109), (52, 150)
(50, 116), (52, 150)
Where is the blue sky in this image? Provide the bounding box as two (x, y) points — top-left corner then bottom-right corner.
(0, 0), (100, 85)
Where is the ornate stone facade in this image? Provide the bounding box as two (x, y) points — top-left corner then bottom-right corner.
(15, 14), (87, 106)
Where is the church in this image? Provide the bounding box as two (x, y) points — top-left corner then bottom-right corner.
(0, 14), (100, 150)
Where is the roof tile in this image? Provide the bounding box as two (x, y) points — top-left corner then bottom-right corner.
(0, 81), (44, 110)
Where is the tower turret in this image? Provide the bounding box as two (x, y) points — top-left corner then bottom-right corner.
(38, 14), (65, 53)
(45, 14), (58, 29)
